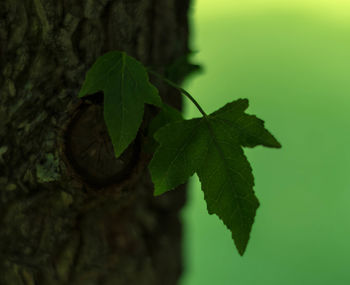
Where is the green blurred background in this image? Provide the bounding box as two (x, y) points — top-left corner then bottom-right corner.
(179, 1), (350, 284)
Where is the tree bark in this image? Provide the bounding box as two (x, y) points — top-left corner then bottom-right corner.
(0, 0), (191, 284)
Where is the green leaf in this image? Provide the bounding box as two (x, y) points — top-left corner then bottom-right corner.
(165, 52), (202, 84)
(144, 103), (184, 155)
(211, 99), (281, 148)
(78, 51), (161, 157)
(149, 118), (210, 195)
(149, 98), (281, 255)
(148, 103), (183, 137)
(196, 117), (258, 256)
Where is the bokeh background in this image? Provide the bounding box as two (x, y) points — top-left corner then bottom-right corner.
(179, 1), (350, 284)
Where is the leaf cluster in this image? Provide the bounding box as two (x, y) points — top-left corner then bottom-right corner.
(78, 51), (281, 255)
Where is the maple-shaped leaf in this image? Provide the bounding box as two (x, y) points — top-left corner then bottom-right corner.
(78, 51), (161, 157)
(150, 118), (210, 195)
(144, 103), (184, 155)
(211, 99), (281, 148)
(148, 103), (183, 138)
(149, 98), (281, 255)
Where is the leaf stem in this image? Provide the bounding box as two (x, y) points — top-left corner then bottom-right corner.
(148, 69), (208, 118)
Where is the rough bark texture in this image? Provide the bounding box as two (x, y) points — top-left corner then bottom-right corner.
(0, 0), (191, 284)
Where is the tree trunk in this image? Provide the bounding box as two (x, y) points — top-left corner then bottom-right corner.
(0, 0), (191, 284)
